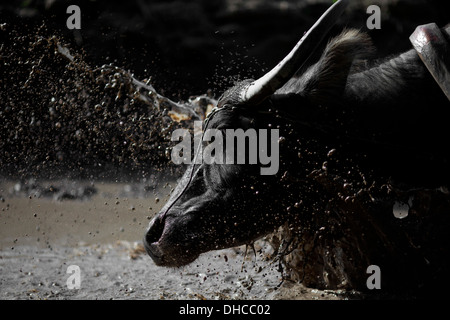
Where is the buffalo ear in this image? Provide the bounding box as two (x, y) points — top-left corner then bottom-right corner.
(277, 29), (376, 106)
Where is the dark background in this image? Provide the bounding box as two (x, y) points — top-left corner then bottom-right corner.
(2, 0), (448, 99)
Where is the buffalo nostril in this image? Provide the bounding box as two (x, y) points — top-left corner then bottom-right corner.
(145, 216), (165, 245)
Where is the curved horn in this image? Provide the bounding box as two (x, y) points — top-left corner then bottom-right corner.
(241, 0), (349, 105)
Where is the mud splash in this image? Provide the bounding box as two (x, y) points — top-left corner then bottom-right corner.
(0, 21), (214, 180)
(0, 19), (294, 301)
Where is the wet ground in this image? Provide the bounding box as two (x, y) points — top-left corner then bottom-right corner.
(0, 179), (350, 300)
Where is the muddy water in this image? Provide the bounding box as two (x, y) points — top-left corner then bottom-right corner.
(0, 179), (173, 248)
(0, 179), (346, 300)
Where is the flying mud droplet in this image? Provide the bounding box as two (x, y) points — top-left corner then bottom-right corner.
(392, 197), (413, 219)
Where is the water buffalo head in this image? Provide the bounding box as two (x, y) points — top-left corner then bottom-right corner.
(143, 0), (350, 267)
